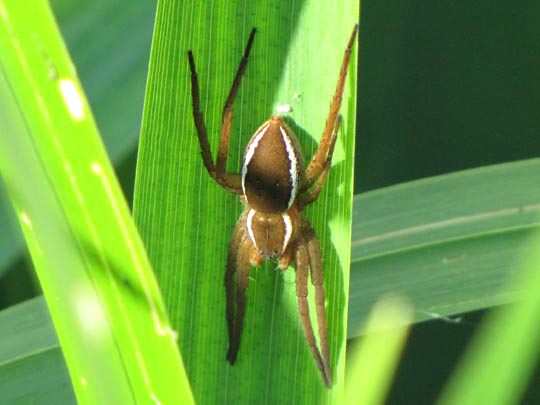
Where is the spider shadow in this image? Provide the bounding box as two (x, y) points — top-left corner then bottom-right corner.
(282, 115), (349, 378)
(77, 236), (159, 313)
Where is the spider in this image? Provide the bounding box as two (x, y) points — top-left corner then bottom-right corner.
(187, 25), (358, 388)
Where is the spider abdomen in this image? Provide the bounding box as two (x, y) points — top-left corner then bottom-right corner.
(241, 116), (304, 213)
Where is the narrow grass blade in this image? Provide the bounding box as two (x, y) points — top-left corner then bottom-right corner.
(0, 1), (191, 403)
(0, 0), (156, 283)
(345, 295), (412, 405)
(134, 1), (358, 402)
(349, 159), (540, 336)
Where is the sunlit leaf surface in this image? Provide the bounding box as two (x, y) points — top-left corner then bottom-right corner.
(134, 1), (358, 403)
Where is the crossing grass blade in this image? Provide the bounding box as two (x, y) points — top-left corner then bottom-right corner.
(0, 298), (75, 403)
(348, 158), (540, 335)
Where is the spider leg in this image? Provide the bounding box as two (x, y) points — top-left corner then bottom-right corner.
(295, 237), (332, 387)
(303, 25), (358, 191)
(225, 216), (245, 354)
(297, 115), (341, 211)
(225, 219), (254, 364)
(187, 52), (217, 181)
(302, 219), (332, 383)
(187, 28), (256, 194)
(217, 29), (256, 180)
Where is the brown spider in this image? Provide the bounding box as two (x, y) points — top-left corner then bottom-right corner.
(187, 26), (358, 388)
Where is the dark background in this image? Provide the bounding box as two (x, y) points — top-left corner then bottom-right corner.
(357, 0), (540, 192)
(1, 0), (539, 403)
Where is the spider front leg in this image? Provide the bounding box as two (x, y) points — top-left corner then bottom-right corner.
(303, 25), (358, 191)
(187, 29), (257, 194)
(297, 115), (341, 210)
(295, 231), (332, 387)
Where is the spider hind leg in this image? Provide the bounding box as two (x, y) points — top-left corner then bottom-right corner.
(303, 220), (332, 383)
(295, 227), (332, 387)
(225, 216), (255, 364)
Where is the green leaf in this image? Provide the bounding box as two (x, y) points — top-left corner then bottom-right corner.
(345, 295), (412, 405)
(349, 158), (540, 336)
(55, 0), (155, 161)
(0, 298), (74, 404)
(0, 1), (191, 403)
(438, 233), (540, 404)
(0, 181), (21, 274)
(134, 1), (358, 403)
(0, 0), (156, 278)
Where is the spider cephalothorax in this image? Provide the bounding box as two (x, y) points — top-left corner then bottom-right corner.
(188, 26), (358, 388)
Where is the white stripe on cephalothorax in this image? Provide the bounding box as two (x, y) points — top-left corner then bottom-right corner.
(281, 212), (293, 254)
(246, 209), (258, 251)
(241, 123), (270, 194)
(279, 126), (299, 208)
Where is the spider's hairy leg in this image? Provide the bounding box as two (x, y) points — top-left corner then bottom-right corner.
(278, 246), (294, 270)
(217, 28), (256, 179)
(187, 51), (216, 179)
(225, 224), (254, 364)
(304, 25), (358, 189)
(302, 220), (331, 383)
(187, 28), (257, 194)
(225, 216), (245, 353)
(296, 238), (332, 387)
(297, 116), (341, 210)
